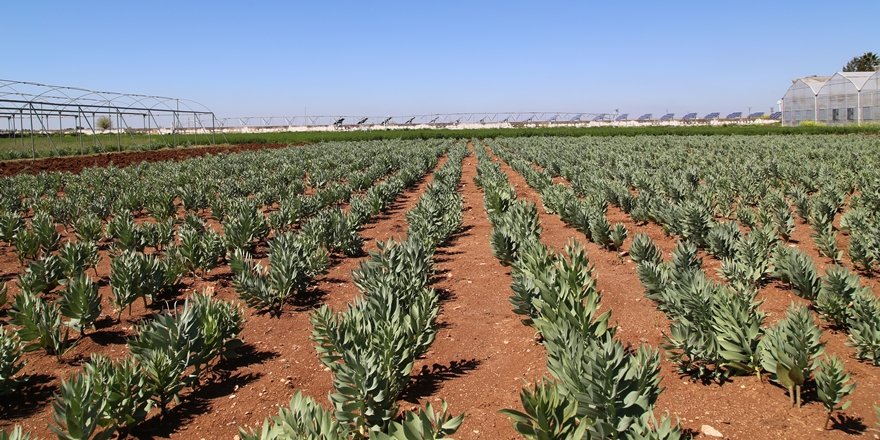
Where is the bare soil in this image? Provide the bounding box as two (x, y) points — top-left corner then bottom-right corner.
(2, 143), (880, 439)
(491, 149), (880, 439)
(0, 143), (291, 176)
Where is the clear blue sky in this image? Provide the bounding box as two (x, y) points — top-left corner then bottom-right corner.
(4, 1), (878, 118)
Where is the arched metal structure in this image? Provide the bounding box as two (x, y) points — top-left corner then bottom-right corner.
(0, 79), (221, 157)
(782, 72), (880, 126)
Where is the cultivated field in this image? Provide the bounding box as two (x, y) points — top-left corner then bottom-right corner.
(1, 134), (880, 439)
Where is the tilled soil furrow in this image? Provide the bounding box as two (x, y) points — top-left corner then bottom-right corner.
(177, 155), (452, 438)
(1, 154), (447, 439)
(490, 149), (870, 440)
(409, 148), (546, 439)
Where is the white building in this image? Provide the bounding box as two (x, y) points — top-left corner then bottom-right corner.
(782, 71), (880, 126)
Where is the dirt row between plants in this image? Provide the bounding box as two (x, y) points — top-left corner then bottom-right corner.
(172, 155), (455, 439)
(0, 153), (444, 438)
(0, 143), (291, 176)
(489, 146), (880, 439)
(402, 146), (547, 439)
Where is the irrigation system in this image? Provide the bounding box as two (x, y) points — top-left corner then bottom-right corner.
(0, 80), (221, 157)
(216, 111), (780, 131)
(0, 78), (781, 159)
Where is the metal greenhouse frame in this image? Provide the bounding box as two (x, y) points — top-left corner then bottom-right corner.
(0, 80), (221, 157)
(781, 71), (880, 126)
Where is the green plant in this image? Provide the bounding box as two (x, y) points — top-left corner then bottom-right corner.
(847, 291), (880, 365)
(0, 325), (25, 396)
(73, 213), (103, 243)
(240, 391), (348, 440)
(31, 211), (61, 252)
(174, 225), (225, 276)
(87, 354), (152, 432)
(814, 355), (855, 430)
(110, 251), (166, 320)
(490, 200), (541, 266)
(510, 241), (555, 322)
(231, 232), (329, 315)
(759, 304), (825, 407)
(712, 288), (765, 380)
(96, 115), (113, 130)
(706, 221), (740, 260)
(59, 273), (102, 335)
(10, 292), (73, 359)
(629, 233), (662, 266)
(128, 310), (194, 417)
(0, 426), (34, 440)
(848, 230), (876, 272)
(0, 210), (22, 243)
(816, 265), (863, 329)
(677, 201), (712, 247)
(59, 240), (100, 277)
(12, 228), (41, 262)
(813, 226), (842, 263)
(610, 223), (628, 251)
(222, 201), (270, 252)
(187, 291), (245, 379)
(311, 281), (438, 434)
(371, 401), (464, 440)
(589, 214), (613, 249)
(19, 254), (65, 295)
(106, 212), (147, 252)
(661, 272), (723, 381)
(772, 245), (820, 300)
(51, 370), (113, 440)
(240, 392), (462, 440)
(500, 380), (588, 439)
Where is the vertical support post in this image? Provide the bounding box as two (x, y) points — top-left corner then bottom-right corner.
(212, 113), (216, 145)
(117, 111), (122, 151)
(857, 90), (862, 126)
(28, 106), (35, 159)
(77, 114), (83, 153)
(19, 111), (23, 151)
(147, 112), (152, 147)
(175, 99), (179, 148)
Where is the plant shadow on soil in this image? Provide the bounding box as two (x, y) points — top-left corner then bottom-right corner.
(0, 374), (57, 420)
(288, 286), (330, 312)
(400, 358), (481, 403)
(131, 343), (277, 439)
(830, 414), (867, 436)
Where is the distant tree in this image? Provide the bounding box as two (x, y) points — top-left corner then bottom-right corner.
(96, 116), (113, 130)
(843, 52), (880, 72)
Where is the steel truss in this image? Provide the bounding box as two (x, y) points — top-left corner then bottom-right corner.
(0, 79), (223, 157)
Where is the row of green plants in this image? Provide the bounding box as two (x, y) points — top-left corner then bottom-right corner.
(231, 152), (443, 316)
(631, 233), (856, 425)
(491, 136), (866, 271)
(7, 124), (880, 161)
(493, 137), (880, 373)
(491, 137), (875, 429)
(239, 144), (469, 439)
(4, 291), (244, 439)
(473, 143), (681, 439)
(0, 146), (442, 372)
(0, 141), (449, 438)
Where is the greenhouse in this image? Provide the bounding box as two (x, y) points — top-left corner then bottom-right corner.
(782, 71), (880, 125)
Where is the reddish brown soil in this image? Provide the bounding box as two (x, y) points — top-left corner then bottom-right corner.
(0, 143), (290, 176)
(0, 154), (443, 438)
(407, 150), (546, 439)
(491, 148), (880, 439)
(4, 142), (880, 440)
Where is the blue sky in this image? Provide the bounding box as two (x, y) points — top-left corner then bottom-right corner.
(4, 1), (878, 118)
